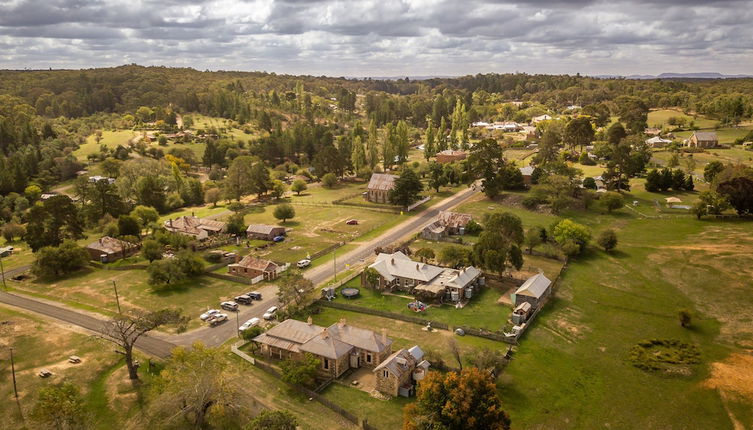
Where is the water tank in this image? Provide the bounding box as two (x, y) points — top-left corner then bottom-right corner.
(413, 368), (426, 381)
(465, 287), (473, 299)
(459, 227), (465, 235)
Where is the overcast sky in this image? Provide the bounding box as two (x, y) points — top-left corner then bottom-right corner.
(1, 0), (752, 77)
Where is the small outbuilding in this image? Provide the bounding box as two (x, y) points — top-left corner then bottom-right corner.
(246, 224), (286, 241)
(511, 273), (552, 309)
(86, 236), (139, 262)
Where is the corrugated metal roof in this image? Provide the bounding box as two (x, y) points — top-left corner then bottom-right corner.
(693, 132), (718, 141)
(86, 236), (136, 254)
(326, 322), (392, 353)
(230, 256), (278, 272)
(514, 273), (552, 299)
(367, 173), (398, 191)
(373, 349), (416, 377)
(369, 251), (445, 283)
(247, 224), (284, 235)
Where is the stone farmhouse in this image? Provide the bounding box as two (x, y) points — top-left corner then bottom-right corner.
(85, 236), (139, 262)
(420, 210), (473, 241)
(363, 251), (483, 303)
(253, 318), (393, 379)
(365, 173), (397, 204)
(246, 224), (286, 241)
(228, 255), (279, 281)
(163, 215), (226, 240)
(374, 345), (430, 397)
(686, 131), (718, 149)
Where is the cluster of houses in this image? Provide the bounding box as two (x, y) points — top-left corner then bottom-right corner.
(363, 250), (483, 304)
(85, 215), (289, 278)
(253, 318), (429, 397)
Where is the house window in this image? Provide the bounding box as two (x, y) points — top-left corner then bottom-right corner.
(366, 353), (372, 363)
(323, 359), (329, 370)
(382, 370), (389, 378)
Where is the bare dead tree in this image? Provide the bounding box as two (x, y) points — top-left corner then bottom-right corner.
(449, 338), (463, 371)
(103, 309), (181, 380)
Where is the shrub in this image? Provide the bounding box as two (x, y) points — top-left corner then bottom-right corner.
(321, 173), (337, 188)
(597, 229), (618, 252)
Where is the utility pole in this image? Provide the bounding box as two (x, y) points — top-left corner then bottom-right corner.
(235, 311), (240, 338)
(112, 281), (122, 314)
(9, 347), (18, 399)
(0, 255), (7, 290)
(333, 251), (337, 282)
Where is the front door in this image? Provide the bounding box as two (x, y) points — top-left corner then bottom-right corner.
(349, 354), (360, 368)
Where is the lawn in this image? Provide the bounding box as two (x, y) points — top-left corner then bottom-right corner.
(673, 125), (753, 145)
(73, 130), (137, 160)
(235, 201), (396, 264)
(320, 382), (412, 430)
(496, 209), (753, 429)
(0, 305), (140, 427)
(9, 268), (252, 330)
(647, 108), (718, 129)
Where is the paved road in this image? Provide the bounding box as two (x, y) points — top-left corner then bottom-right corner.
(303, 184), (480, 286)
(0, 185), (480, 355)
(0, 290), (175, 358)
(166, 281), (281, 347)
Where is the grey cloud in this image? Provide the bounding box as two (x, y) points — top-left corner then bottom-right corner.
(0, 0), (751, 76)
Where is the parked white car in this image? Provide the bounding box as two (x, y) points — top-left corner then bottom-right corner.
(239, 317), (261, 332)
(200, 309), (220, 321)
(263, 306), (278, 320)
(208, 313), (228, 326)
(220, 301), (239, 311)
(296, 259), (311, 268)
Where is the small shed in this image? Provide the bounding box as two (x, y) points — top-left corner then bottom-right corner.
(512, 302), (532, 324)
(511, 273), (552, 309)
(246, 224), (286, 241)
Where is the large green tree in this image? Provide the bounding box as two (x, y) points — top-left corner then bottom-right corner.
(25, 195), (84, 251)
(471, 212), (524, 275)
(390, 168), (424, 208)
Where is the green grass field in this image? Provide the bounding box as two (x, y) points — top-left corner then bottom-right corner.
(647, 108), (718, 129)
(0, 305), (138, 427)
(482, 202), (753, 428)
(74, 130), (137, 160)
(9, 268), (251, 330)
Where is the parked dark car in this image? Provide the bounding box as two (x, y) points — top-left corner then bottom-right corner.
(273, 235), (285, 242)
(234, 295), (253, 305)
(247, 291), (263, 301)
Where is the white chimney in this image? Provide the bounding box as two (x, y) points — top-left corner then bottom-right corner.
(307, 316), (313, 325)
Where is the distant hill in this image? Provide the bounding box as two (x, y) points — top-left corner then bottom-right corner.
(594, 72), (753, 80)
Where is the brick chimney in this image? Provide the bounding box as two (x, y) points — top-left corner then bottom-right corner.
(338, 318), (346, 328)
(322, 328), (329, 339)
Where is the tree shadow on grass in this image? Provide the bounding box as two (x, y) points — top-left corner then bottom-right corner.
(31, 267), (96, 285)
(150, 276), (218, 297)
